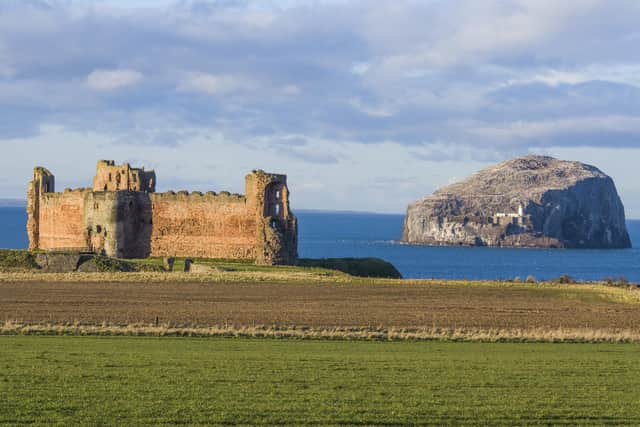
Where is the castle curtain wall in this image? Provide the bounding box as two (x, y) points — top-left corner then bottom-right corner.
(32, 191), (259, 259)
(149, 193), (257, 259)
(38, 191), (88, 250)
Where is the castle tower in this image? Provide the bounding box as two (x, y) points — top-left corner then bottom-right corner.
(92, 160), (156, 192)
(26, 167), (55, 250)
(86, 161), (154, 258)
(245, 170), (298, 265)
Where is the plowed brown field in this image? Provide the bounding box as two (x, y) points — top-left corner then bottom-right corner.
(1, 280), (639, 330)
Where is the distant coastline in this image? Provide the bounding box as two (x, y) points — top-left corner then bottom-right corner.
(0, 199), (26, 208)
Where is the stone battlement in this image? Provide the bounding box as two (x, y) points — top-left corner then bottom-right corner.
(152, 190), (247, 203)
(26, 161), (297, 265)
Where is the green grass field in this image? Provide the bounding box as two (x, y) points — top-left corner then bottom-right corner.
(1, 337), (639, 425)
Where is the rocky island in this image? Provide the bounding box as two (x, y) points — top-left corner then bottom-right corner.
(402, 155), (631, 249)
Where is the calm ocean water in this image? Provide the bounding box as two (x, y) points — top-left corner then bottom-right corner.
(297, 211), (640, 282)
(2, 206), (639, 281)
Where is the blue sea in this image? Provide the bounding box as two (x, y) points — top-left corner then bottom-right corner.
(2, 206), (640, 281)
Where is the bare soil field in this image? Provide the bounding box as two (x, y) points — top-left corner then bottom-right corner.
(2, 279), (639, 333)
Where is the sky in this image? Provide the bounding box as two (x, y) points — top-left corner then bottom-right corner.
(1, 0), (640, 216)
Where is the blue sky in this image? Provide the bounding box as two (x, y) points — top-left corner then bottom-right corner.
(2, 0), (640, 215)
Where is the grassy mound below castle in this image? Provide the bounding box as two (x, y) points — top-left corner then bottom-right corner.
(0, 249), (401, 279)
(297, 257), (401, 278)
(0, 249), (39, 270)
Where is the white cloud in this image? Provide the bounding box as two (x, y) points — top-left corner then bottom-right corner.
(348, 98), (394, 118)
(179, 72), (299, 98)
(501, 64), (640, 88)
(470, 115), (640, 142)
(180, 72), (257, 95)
(0, 42), (14, 78)
(361, 0), (597, 74)
(280, 84), (301, 96)
(86, 69), (143, 91)
(350, 62), (370, 75)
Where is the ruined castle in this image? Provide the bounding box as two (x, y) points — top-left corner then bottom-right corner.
(27, 161), (298, 265)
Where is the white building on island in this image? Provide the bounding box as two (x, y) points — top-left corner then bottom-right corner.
(491, 204), (528, 226)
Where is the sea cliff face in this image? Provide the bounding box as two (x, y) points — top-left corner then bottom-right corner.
(402, 155), (631, 249)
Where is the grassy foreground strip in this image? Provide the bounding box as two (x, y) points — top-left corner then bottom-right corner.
(0, 269), (354, 284)
(0, 269), (639, 294)
(1, 337), (640, 425)
(3, 322), (640, 343)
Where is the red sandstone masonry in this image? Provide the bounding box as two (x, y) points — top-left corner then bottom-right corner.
(38, 191), (87, 250)
(150, 193), (257, 259)
(26, 161), (298, 265)
(92, 160), (156, 193)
